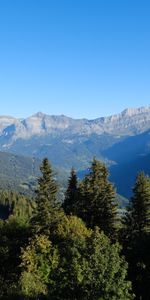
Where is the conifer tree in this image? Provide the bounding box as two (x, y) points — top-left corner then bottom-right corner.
(124, 172), (150, 239)
(78, 158), (118, 238)
(122, 172), (150, 299)
(63, 168), (78, 215)
(30, 158), (62, 235)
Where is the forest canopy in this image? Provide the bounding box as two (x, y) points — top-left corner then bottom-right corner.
(0, 157), (150, 299)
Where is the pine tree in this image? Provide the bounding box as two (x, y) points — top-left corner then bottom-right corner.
(78, 158), (118, 238)
(124, 172), (150, 239)
(122, 172), (150, 299)
(63, 168), (78, 215)
(30, 158), (62, 235)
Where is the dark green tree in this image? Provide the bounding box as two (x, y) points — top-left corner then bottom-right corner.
(63, 167), (79, 215)
(122, 172), (150, 300)
(125, 172), (150, 239)
(30, 158), (63, 236)
(0, 216), (29, 299)
(78, 158), (118, 238)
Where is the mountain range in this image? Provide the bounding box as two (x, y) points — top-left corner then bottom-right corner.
(2, 106), (150, 138)
(0, 106), (150, 197)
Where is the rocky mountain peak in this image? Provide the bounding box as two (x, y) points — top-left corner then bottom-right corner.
(33, 111), (45, 118)
(1, 106), (150, 141)
(121, 106), (150, 117)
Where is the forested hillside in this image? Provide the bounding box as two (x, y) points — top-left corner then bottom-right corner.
(0, 151), (68, 197)
(0, 157), (150, 299)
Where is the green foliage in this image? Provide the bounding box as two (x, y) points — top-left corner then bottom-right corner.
(30, 158), (64, 235)
(122, 172), (150, 299)
(0, 190), (34, 223)
(0, 151), (41, 195)
(82, 228), (133, 300)
(0, 151), (69, 198)
(20, 215), (133, 300)
(20, 234), (59, 298)
(0, 217), (29, 299)
(128, 172), (150, 237)
(78, 158), (119, 238)
(1, 157), (148, 299)
(63, 167), (79, 215)
(52, 216), (133, 300)
(122, 172), (150, 249)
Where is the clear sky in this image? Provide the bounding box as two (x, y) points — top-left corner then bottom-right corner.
(0, 0), (150, 119)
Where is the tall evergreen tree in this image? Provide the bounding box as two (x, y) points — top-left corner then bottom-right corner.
(63, 168), (78, 215)
(30, 158), (62, 235)
(78, 158), (118, 238)
(122, 172), (150, 300)
(124, 172), (150, 240)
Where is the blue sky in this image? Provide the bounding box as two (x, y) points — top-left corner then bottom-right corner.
(0, 0), (150, 119)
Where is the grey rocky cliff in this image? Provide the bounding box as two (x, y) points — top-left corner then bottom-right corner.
(1, 106), (150, 140)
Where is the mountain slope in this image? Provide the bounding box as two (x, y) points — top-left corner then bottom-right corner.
(102, 130), (150, 197)
(0, 151), (40, 193)
(0, 151), (129, 210)
(0, 107), (150, 197)
(103, 129), (150, 163)
(0, 151), (69, 197)
(0, 107), (150, 170)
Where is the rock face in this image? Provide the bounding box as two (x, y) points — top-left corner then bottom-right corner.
(1, 106), (150, 141)
(0, 116), (18, 134)
(0, 107), (150, 197)
(0, 107), (150, 167)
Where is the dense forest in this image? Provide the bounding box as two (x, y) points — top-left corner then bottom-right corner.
(0, 157), (150, 299)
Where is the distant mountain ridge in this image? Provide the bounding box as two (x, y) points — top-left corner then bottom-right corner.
(1, 106), (150, 141)
(0, 106), (150, 197)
